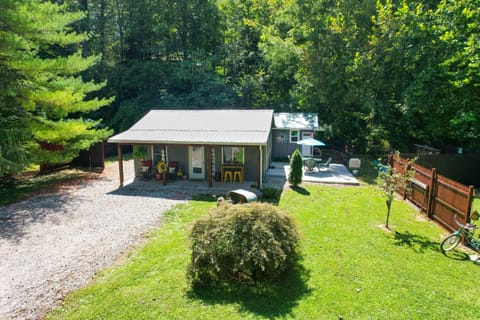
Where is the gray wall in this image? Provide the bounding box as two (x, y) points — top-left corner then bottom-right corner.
(272, 129), (315, 160)
(244, 146), (259, 181)
(166, 145), (188, 174)
(134, 143), (268, 183)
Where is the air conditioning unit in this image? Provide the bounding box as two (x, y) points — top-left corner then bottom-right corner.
(348, 158), (361, 175)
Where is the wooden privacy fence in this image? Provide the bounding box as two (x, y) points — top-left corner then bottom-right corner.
(391, 155), (475, 232)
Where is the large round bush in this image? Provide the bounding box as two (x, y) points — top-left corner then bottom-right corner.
(188, 202), (301, 287)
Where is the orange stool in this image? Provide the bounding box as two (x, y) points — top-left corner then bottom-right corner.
(224, 171), (233, 182)
(233, 171), (242, 183)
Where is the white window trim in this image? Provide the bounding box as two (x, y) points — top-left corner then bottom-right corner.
(222, 146), (245, 164)
(290, 130), (300, 143)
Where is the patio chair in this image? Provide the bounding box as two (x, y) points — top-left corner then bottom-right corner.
(167, 161), (178, 180)
(317, 157), (332, 170)
(304, 158), (317, 171)
(139, 160), (153, 179)
(374, 159), (388, 172)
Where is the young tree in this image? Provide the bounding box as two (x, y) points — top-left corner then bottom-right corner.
(378, 153), (415, 229)
(3, 0), (113, 170)
(288, 149), (303, 187)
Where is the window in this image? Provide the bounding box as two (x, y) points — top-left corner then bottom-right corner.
(223, 147), (244, 164)
(290, 130), (299, 143)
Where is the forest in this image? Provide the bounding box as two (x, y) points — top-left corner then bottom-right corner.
(1, 0), (479, 182)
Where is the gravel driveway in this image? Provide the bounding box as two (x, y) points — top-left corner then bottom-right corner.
(0, 160), (188, 320)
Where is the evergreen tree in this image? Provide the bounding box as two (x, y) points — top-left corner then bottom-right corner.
(288, 149), (303, 187)
(2, 0), (113, 172)
(0, 0), (31, 183)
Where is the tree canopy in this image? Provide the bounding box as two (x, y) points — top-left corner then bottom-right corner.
(1, 0), (479, 182)
(77, 0), (479, 152)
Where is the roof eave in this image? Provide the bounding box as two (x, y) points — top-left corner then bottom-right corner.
(108, 138), (267, 146)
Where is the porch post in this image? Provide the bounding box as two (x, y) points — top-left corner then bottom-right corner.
(163, 145), (168, 185)
(117, 144), (124, 186)
(207, 145), (213, 187)
(256, 145), (261, 189)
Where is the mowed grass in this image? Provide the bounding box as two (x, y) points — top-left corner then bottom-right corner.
(47, 186), (480, 319)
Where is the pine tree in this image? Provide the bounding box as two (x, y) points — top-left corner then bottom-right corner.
(1, 0), (113, 175)
(0, 0), (33, 182)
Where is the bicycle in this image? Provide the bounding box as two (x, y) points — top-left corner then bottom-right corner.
(440, 215), (480, 253)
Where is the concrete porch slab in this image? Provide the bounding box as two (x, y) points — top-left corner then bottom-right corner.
(267, 162), (360, 186)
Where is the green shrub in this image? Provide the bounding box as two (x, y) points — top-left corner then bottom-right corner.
(132, 145), (148, 159)
(288, 149), (303, 187)
(261, 187), (279, 199)
(188, 202), (301, 287)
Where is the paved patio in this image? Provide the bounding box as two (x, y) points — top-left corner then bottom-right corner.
(267, 162), (360, 186)
(118, 160), (359, 198)
(118, 177), (261, 195)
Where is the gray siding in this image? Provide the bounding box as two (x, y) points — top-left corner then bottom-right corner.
(166, 146), (188, 174)
(133, 143), (265, 183)
(244, 146), (259, 181)
(272, 129), (297, 159)
(272, 129), (316, 159)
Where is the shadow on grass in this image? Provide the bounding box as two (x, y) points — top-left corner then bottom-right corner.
(441, 249), (470, 261)
(290, 186), (310, 196)
(187, 265), (312, 318)
(395, 230), (479, 263)
(393, 230), (440, 254)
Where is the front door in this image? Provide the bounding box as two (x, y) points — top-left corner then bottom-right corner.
(189, 146), (205, 180)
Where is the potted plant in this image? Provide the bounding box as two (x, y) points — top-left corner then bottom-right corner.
(155, 161), (166, 180)
(133, 146), (148, 160)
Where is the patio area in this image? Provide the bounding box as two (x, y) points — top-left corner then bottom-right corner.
(267, 161), (360, 186)
(115, 159), (359, 199)
(115, 177), (261, 197)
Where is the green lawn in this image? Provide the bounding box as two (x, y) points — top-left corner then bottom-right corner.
(47, 185), (480, 319)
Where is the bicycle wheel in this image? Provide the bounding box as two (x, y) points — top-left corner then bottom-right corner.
(440, 234), (462, 252)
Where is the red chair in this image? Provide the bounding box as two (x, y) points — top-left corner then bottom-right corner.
(167, 161), (178, 180)
(140, 160), (153, 178)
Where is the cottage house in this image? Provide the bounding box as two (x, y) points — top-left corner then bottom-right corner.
(108, 109), (321, 188)
(271, 112), (321, 159)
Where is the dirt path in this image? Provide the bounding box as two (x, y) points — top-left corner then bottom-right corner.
(0, 161), (188, 319)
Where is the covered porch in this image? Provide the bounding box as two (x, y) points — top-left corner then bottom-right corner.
(116, 163), (260, 195)
(108, 110), (275, 190)
(114, 142), (267, 189)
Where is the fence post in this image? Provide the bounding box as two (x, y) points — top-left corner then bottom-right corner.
(404, 162), (412, 200)
(426, 168), (437, 218)
(465, 185), (474, 223)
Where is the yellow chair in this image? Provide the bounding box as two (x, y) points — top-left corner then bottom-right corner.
(233, 170), (242, 183)
(224, 171), (233, 182)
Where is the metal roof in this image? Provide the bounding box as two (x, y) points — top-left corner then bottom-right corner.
(273, 112), (319, 130)
(108, 109), (274, 145)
